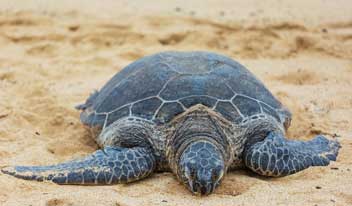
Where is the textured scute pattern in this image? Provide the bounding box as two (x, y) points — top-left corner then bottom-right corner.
(96, 64), (177, 113)
(212, 64), (281, 108)
(232, 95), (261, 116)
(180, 96), (217, 108)
(1, 147), (155, 184)
(155, 102), (185, 123)
(181, 142), (223, 171)
(81, 51), (285, 127)
(244, 133), (341, 176)
(215, 101), (242, 123)
(179, 141), (224, 194)
(260, 103), (281, 123)
(93, 55), (159, 107)
(107, 106), (130, 126)
(131, 97), (163, 120)
(159, 74), (234, 100)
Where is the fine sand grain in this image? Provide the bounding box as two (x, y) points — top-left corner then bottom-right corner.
(0, 1), (351, 206)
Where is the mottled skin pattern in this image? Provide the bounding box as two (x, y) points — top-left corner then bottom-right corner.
(179, 141), (225, 194)
(1, 51), (340, 196)
(4, 147), (155, 184)
(244, 133), (340, 176)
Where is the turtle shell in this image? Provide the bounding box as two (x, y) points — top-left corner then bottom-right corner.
(78, 51), (291, 129)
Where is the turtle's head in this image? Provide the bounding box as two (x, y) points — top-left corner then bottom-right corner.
(178, 141), (225, 195)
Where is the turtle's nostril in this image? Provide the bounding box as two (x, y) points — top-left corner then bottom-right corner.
(200, 186), (208, 195)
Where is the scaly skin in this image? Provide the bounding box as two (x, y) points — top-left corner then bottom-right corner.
(244, 132), (341, 176)
(1, 106), (341, 196)
(2, 146), (155, 184)
(178, 141), (225, 195)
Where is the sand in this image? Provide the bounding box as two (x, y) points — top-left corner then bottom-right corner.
(0, 0), (351, 205)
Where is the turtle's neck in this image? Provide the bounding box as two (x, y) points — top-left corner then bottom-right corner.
(166, 106), (233, 173)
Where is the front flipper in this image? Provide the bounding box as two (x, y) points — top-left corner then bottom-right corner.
(1, 146), (155, 184)
(244, 132), (340, 176)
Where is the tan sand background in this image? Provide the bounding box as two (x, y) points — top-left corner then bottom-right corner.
(0, 0), (352, 205)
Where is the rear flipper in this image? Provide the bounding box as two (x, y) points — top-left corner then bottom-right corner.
(1, 146), (155, 184)
(244, 132), (341, 176)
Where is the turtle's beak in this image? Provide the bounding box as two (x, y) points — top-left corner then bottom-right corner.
(183, 164), (224, 196)
(179, 141), (225, 195)
(192, 182), (215, 196)
(185, 176), (218, 196)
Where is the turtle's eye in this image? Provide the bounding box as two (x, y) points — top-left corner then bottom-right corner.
(184, 164), (197, 180)
(211, 167), (224, 182)
(211, 171), (217, 181)
(190, 168), (196, 179)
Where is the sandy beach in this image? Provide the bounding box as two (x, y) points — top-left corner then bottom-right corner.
(0, 0), (351, 205)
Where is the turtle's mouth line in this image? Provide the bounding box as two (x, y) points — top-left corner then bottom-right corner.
(188, 182), (216, 196)
(187, 179), (194, 193)
(183, 169), (220, 195)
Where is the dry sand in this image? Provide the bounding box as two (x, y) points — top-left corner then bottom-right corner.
(0, 0), (352, 205)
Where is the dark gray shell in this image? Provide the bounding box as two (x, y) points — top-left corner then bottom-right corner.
(78, 51), (291, 129)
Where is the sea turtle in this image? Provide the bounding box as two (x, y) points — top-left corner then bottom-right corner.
(1, 51), (340, 195)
